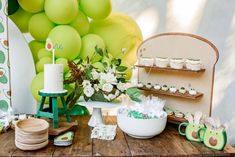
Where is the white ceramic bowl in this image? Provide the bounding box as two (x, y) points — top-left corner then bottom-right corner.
(139, 57), (154, 66)
(117, 113), (167, 139)
(155, 57), (169, 68)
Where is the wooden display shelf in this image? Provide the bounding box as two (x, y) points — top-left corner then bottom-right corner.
(138, 87), (203, 100)
(135, 65), (205, 73)
(167, 114), (187, 124)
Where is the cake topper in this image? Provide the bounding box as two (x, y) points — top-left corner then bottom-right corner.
(45, 38), (54, 64)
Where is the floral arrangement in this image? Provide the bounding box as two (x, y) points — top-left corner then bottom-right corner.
(64, 47), (141, 108)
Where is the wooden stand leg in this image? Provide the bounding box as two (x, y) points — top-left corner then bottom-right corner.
(36, 96), (46, 118)
(52, 97), (59, 128)
(61, 96), (71, 122)
(49, 97), (52, 113)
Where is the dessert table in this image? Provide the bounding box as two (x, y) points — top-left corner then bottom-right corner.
(0, 116), (235, 157)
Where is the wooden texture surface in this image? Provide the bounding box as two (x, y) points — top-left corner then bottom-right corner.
(0, 116), (234, 157)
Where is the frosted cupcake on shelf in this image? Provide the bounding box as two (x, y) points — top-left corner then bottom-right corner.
(154, 84), (161, 90)
(179, 87), (186, 94)
(169, 86), (177, 93)
(189, 88), (197, 95)
(169, 58), (184, 69)
(174, 110), (184, 118)
(185, 58), (202, 71)
(145, 83), (153, 89)
(155, 57), (169, 68)
(139, 57), (155, 66)
(161, 85), (169, 91)
(137, 82), (144, 88)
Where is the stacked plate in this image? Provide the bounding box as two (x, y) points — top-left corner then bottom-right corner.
(15, 118), (49, 151)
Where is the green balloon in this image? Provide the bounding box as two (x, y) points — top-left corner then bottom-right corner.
(29, 13), (55, 41)
(55, 58), (69, 73)
(70, 10), (89, 37)
(37, 48), (52, 60)
(80, 0), (111, 20)
(31, 72), (49, 103)
(36, 57), (52, 73)
(18, 0), (44, 13)
(90, 12), (143, 65)
(29, 40), (45, 63)
(8, 0), (19, 15)
(70, 105), (89, 116)
(45, 0), (78, 24)
(0, 100), (9, 112)
(80, 34), (105, 62)
(9, 8), (32, 33)
(48, 25), (81, 60)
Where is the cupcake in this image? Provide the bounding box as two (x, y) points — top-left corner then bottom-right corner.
(145, 83), (153, 89)
(154, 84), (161, 90)
(189, 88), (197, 95)
(165, 108), (174, 116)
(155, 57), (169, 68)
(169, 86), (177, 93)
(169, 58), (184, 69)
(137, 82), (144, 88)
(179, 87), (186, 94)
(185, 59), (202, 71)
(139, 57), (154, 66)
(161, 85), (168, 91)
(174, 111), (184, 118)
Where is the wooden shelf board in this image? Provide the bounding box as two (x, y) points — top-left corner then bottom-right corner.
(138, 87), (203, 100)
(135, 65), (205, 73)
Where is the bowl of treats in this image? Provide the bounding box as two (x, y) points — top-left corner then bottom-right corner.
(117, 96), (167, 139)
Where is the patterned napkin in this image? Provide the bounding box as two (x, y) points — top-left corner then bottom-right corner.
(91, 124), (117, 140)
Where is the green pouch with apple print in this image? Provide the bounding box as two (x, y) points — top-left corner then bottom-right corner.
(178, 111), (205, 142)
(198, 118), (227, 151)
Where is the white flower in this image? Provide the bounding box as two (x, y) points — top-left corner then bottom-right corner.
(82, 80), (91, 87)
(91, 69), (99, 80)
(93, 84), (99, 92)
(84, 86), (94, 97)
(117, 83), (126, 92)
(115, 90), (120, 96)
(102, 83), (113, 92)
(104, 94), (110, 101)
(100, 72), (117, 84)
(108, 94), (116, 100)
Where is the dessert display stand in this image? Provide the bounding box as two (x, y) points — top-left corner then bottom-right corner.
(136, 33), (219, 123)
(79, 101), (121, 127)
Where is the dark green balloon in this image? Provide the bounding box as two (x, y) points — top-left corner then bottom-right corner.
(8, 0), (20, 15)
(70, 105), (89, 116)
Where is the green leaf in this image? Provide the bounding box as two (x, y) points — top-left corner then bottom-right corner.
(66, 91), (75, 104)
(84, 95), (90, 102)
(95, 45), (103, 57)
(117, 78), (126, 83)
(0, 100), (8, 112)
(0, 75), (8, 84)
(126, 87), (141, 102)
(111, 58), (121, 66)
(68, 95), (80, 109)
(0, 51), (5, 64)
(91, 92), (108, 102)
(116, 66), (127, 72)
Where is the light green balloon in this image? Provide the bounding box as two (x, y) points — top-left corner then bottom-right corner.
(90, 12), (143, 65)
(80, 0), (111, 20)
(37, 48), (52, 60)
(70, 10), (89, 36)
(29, 13), (55, 41)
(29, 40), (45, 63)
(31, 72), (49, 103)
(80, 34), (105, 62)
(45, 0), (78, 24)
(36, 57), (52, 73)
(9, 8), (32, 33)
(48, 25), (81, 60)
(18, 0), (44, 13)
(56, 58), (69, 73)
